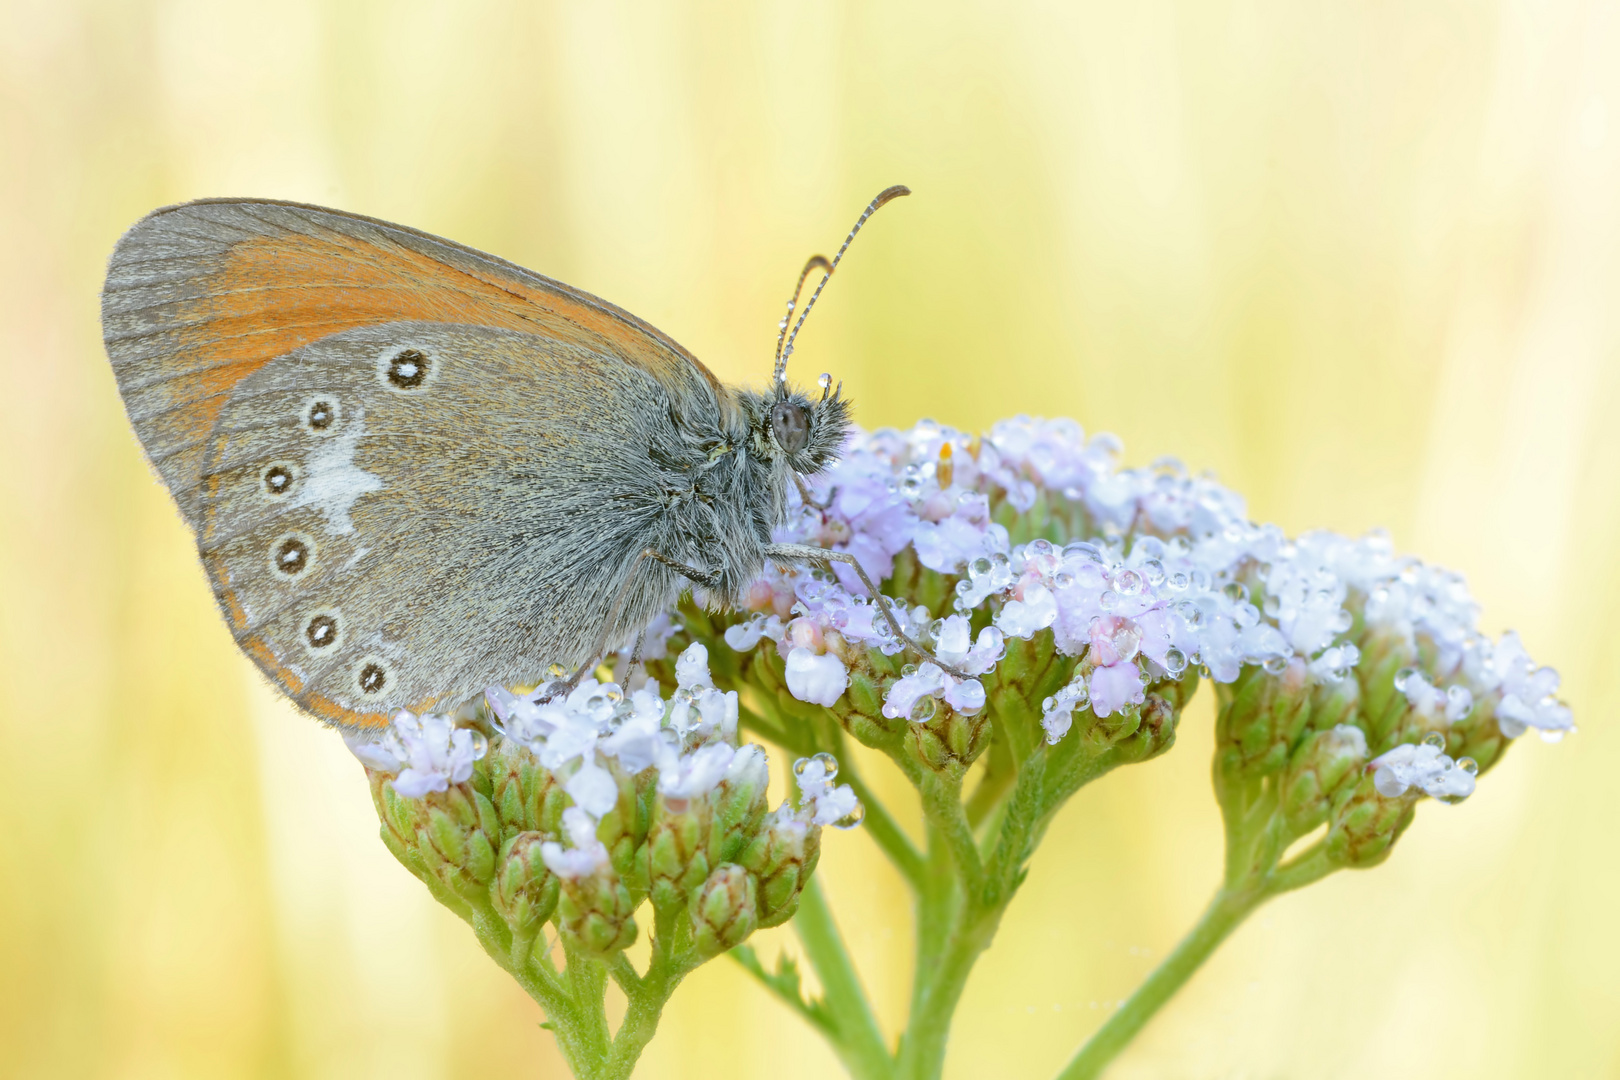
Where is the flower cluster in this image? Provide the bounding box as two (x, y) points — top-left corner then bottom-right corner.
(705, 417), (1569, 807)
(346, 642), (859, 960)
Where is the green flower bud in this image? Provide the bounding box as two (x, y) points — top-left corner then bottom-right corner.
(741, 811), (822, 928)
(491, 831), (560, 935)
(556, 868), (639, 957)
(690, 863), (759, 957)
(709, 745), (771, 866)
(370, 770), (501, 900)
(644, 799), (713, 914)
(1280, 724), (1370, 834)
(485, 737), (567, 837)
(1324, 771), (1417, 869)
(1217, 658), (1313, 779)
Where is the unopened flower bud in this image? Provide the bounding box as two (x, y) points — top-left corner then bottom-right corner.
(691, 863), (759, 957)
(741, 809), (821, 927)
(556, 867), (639, 957)
(1280, 724), (1369, 833)
(644, 800), (713, 914)
(1325, 771), (1417, 869)
(492, 831), (560, 935)
(1217, 658), (1312, 779)
(484, 737), (567, 836)
(370, 768), (501, 900)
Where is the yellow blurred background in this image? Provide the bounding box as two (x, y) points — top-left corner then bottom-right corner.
(2, 1), (1617, 1077)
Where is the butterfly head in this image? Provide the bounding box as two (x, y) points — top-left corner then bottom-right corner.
(746, 375), (851, 478)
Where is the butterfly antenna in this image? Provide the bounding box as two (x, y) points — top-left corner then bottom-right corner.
(773, 254), (831, 372)
(772, 184), (911, 385)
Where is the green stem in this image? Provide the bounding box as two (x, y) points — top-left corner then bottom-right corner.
(596, 944), (693, 1080)
(896, 899), (1000, 1080)
(1054, 885), (1267, 1080)
(794, 878), (895, 1080)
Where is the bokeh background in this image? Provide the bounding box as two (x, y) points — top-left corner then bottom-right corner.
(2, 1), (1617, 1077)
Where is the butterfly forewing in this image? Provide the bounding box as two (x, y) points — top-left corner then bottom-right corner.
(102, 199), (722, 527)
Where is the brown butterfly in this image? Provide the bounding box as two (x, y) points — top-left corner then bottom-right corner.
(101, 188), (945, 730)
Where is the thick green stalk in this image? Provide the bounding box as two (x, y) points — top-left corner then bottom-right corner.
(1054, 884), (1266, 1080)
(794, 878), (896, 1080)
(896, 899), (1001, 1080)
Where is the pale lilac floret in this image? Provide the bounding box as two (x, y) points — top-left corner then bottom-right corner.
(699, 418), (1571, 755)
(541, 806), (610, 879)
(794, 756), (860, 827)
(1371, 741), (1476, 802)
(1087, 663), (1145, 718)
(345, 710), (485, 798)
(658, 741), (737, 801)
(785, 647), (850, 707)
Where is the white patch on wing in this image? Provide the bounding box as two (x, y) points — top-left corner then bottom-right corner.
(293, 408), (384, 534)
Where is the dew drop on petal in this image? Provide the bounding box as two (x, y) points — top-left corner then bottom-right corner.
(467, 730), (489, 760)
(834, 803), (866, 830)
(1164, 647), (1187, 675)
(808, 751), (839, 779)
(547, 663), (568, 679)
(910, 696), (938, 723)
(1422, 731), (1447, 751)
(1262, 656), (1287, 675)
(1223, 582), (1248, 603)
(1457, 757), (1479, 776)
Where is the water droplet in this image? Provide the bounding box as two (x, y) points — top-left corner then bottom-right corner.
(1168, 572), (1189, 591)
(909, 696), (938, 723)
(1029, 538), (1054, 557)
(1223, 582), (1248, 603)
(808, 751), (839, 779)
(1054, 571), (1076, 588)
(546, 663), (567, 679)
(1175, 601), (1202, 627)
(1100, 590), (1119, 611)
(1042, 696), (1055, 712)
(1394, 666), (1418, 692)
(605, 688), (624, 703)
(1422, 732), (1447, 751)
(1164, 647), (1187, 675)
(1140, 559), (1166, 585)
(1115, 570), (1143, 596)
(818, 372), (832, 391)
(1109, 621), (1143, 663)
(834, 803), (866, 829)
(971, 557), (993, 578)
(1457, 757), (1479, 776)
(467, 729), (489, 759)
(1332, 610), (1354, 634)
(901, 663), (918, 677)
(1262, 656), (1287, 675)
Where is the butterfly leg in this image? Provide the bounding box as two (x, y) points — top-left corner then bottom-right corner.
(763, 542), (968, 679)
(792, 473), (837, 511)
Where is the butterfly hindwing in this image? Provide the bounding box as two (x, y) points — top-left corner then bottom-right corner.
(198, 321), (699, 730)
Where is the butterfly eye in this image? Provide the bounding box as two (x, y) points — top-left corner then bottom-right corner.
(771, 400), (811, 455)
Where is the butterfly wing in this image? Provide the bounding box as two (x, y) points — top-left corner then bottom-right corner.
(196, 320), (708, 730)
(101, 198), (723, 525)
(101, 201), (729, 730)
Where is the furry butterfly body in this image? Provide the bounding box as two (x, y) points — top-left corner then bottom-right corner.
(102, 200), (854, 730)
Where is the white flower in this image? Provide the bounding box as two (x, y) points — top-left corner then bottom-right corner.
(541, 806), (610, 878)
(785, 647), (850, 707)
(658, 742), (737, 800)
(995, 582), (1058, 639)
(1371, 741), (1476, 802)
(350, 710), (485, 799)
(794, 755), (860, 827)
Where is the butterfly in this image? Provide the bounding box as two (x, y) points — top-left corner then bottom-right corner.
(101, 187), (944, 730)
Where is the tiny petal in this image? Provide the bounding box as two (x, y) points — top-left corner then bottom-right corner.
(1087, 662), (1145, 718)
(785, 647), (849, 707)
